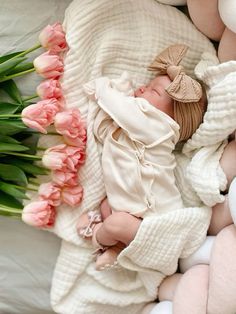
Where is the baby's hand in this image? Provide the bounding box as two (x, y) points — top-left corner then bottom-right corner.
(110, 71), (134, 96)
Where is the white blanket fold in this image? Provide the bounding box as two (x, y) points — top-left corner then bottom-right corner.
(118, 206), (211, 295)
(50, 1), (218, 313)
(181, 57), (236, 206)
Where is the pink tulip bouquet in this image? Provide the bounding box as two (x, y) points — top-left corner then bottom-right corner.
(0, 23), (87, 228)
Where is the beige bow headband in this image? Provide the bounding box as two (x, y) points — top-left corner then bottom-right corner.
(148, 44), (203, 102)
(148, 44), (205, 142)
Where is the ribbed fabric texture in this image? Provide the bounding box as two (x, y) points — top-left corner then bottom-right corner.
(184, 56), (236, 153)
(49, 1), (216, 313)
(179, 54), (236, 206)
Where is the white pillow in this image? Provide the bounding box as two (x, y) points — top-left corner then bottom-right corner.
(219, 0), (236, 32)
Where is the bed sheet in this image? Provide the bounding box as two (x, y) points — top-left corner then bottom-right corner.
(0, 0), (71, 313)
(0, 0), (72, 94)
(0, 217), (61, 314)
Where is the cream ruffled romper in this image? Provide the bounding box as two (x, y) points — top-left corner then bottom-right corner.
(92, 77), (184, 218)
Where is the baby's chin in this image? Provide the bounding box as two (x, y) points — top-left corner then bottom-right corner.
(134, 93), (155, 106)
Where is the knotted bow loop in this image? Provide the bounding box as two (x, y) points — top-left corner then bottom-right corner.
(166, 65), (183, 81)
(148, 44), (188, 73)
(148, 44), (202, 102)
(166, 73), (203, 102)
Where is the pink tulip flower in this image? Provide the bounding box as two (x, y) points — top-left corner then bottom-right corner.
(42, 144), (86, 172)
(61, 185), (83, 207)
(22, 200), (56, 227)
(39, 22), (67, 53)
(52, 170), (78, 187)
(33, 51), (64, 79)
(66, 145), (86, 166)
(22, 99), (60, 133)
(54, 109), (87, 147)
(37, 79), (62, 100)
(38, 182), (61, 206)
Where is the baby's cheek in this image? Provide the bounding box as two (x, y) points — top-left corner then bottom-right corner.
(134, 90), (141, 97)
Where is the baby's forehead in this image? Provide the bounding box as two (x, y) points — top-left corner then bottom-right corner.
(149, 75), (171, 88)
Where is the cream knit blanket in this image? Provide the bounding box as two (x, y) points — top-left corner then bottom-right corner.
(48, 1), (219, 313)
(177, 54), (236, 207)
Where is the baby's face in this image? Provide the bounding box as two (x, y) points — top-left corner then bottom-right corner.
(134, 75), (174, 118)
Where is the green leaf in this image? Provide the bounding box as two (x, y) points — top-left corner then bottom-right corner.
(0, 51), (24, 64)
(0, 79), (23, 104)
(0, 120), (27, 135)
(0, 163), (28, 185)
(0, 135), (20, 144)
(7, 62), (34, 75)
(18, 133), (40, 154)
(0, 143), (29, 152)
(0, 190), (23, 209)
(0, 102), (20, 114)
(0, 181), (28, 199)
(0, 57), (27, 76)
(4, 158), (48, 175)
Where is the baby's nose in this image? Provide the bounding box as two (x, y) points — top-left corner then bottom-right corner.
(134, 85), (146, 97)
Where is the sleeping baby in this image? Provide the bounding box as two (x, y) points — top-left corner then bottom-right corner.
(77, 44), (207, 270)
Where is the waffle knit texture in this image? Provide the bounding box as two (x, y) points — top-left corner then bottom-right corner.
(179, 53), (236, 206)
(47, 1), (217, 313)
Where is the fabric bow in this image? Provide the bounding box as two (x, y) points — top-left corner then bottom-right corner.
(148, 44), (202, 103)
(78, 210), (102, 238)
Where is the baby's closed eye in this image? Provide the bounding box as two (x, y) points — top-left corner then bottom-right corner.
(152, 89), (160, 95)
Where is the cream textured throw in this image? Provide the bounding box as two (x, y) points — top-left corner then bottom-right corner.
(49, 1), (217, 313)
(179, 54), (236, 207)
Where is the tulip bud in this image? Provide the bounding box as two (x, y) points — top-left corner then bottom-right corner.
(36, 78), (62, 99)
(33, 51), (64, 79)
(22, 201), (56, 227)
(39, 22), (67, 53)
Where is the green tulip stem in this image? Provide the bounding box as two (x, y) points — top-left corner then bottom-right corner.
(23, 94), (38, 102)
(13, 43), (42, 59)
(0, 68), (35, 83)
(8, 184), (38, 192)
(0, 114), (21, 118)
(2, 152), (42, 160)
(37, 147), (46, 151)
(22, 130), (59, 136)
(28, 179), (40, 186)
(47, 132), (60, 135)
(0, 206), (22, 214)
(26, 187), (39, 192)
